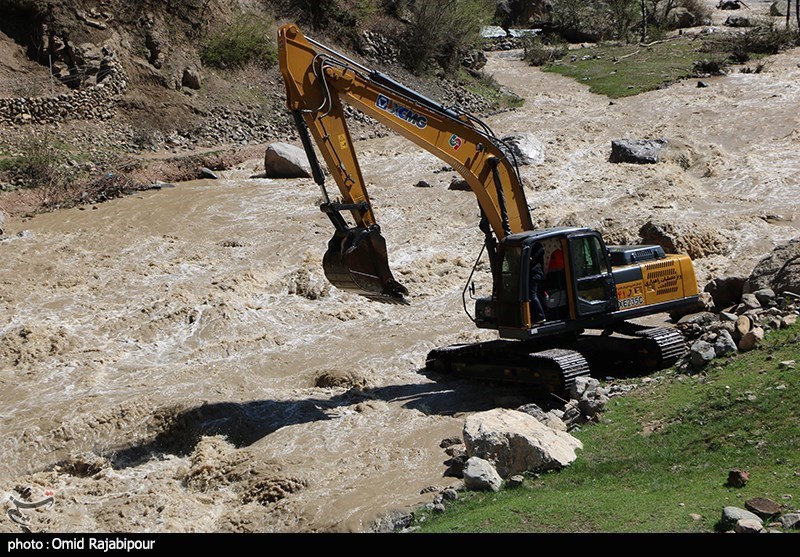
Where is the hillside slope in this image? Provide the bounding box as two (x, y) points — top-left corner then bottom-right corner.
(0, 0), (502, 216)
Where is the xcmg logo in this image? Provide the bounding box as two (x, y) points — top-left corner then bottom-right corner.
(375, 94), (428, 129)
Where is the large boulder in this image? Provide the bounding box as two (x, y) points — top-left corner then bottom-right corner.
(744, 237), (800, 296)
(713, 329), (738, 357)
(744, 497), (782, 520)
(462, 457), (503, 492)
(181, 67), (201, 90)
(718, 0), (743, 8)
(463, 408), (582, 478)
(609, 139), (668, 164)
(448, 177), (471, 191)
(738, 326), (764, 351)
(264, 143), (312, 179)
(689, 339), (716, 370)
(499, 132), (545, 166)
(667, 7), (696, 29)
(720, 506), (762, 532)
(703, 276), (747, 310)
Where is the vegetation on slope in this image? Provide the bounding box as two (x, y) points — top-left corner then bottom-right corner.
(413, 323), (800, 533)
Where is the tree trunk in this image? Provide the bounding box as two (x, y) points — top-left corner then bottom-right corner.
(788, 0), (792, 28)
(641, 0), (647, 42)
(796, 0), (799, 31)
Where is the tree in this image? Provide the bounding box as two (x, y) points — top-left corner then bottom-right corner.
(606, 0), (640, 40)
(401, 0), (495, 75)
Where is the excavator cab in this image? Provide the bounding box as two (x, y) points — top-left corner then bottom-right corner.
(475, 227), (618, 337)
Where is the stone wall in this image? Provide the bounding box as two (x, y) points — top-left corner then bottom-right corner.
(0, 57), (127, 126)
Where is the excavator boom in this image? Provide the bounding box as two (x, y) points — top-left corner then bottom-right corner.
(278, 24), (532, 303)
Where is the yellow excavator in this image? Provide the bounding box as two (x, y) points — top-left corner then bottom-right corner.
(277, 24), (700, 395)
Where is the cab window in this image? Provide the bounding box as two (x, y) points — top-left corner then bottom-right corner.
(499, 247), (522, 303)
(572, 236), (608, 278)
(570, 236), (609, 303)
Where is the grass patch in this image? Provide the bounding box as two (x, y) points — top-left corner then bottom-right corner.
(542, 38), (704, 98)
(413, 324), (800, 533)
(540, 23), (800, 99)
(0, 134), (71, 195)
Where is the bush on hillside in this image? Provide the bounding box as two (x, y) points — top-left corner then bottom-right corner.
(399, 0), (496, 75)
(200, 13), (276, 70)
(522, 35), (569, 66)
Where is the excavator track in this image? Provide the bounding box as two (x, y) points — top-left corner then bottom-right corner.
(631, 326), (688, 369)
(425, 341), (591, 397)
(574, 324), (688, 371)
(425, 325), (687, 396)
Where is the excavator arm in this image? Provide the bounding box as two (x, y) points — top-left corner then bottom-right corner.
(277, 24), (533, 304)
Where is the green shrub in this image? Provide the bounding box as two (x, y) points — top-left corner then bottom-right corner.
(522, 35), (569, 66)
(0, 157), (16, 173)
(698, 20), (800, 72)
(201, 14), (276, 70)
(457, 70), (524, 109)
(400, 0), (495, 75)
(715, 20), (800, 55)
(11, 133), (73, 207)
(16, 135), (67, 188)
(289, 0), (381, 43)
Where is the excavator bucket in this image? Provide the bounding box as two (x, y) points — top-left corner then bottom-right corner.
(322, 227), (409, 304)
